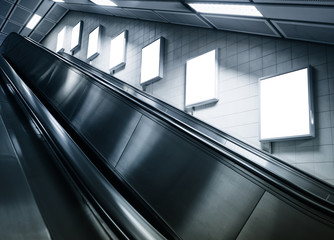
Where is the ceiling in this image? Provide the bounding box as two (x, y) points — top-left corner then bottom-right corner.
(1, 0), (334, 46)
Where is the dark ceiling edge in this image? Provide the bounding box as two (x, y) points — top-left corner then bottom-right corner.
(39, 8), (69, 44)
(27, 2), (56, 38)
(179, 1), (217, 30)
(0, 0), (18, 33)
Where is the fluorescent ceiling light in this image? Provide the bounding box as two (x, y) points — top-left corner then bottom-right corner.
(90, 0), (117, 6)
(53, 0), (64, 2)
(188, 3), (263, 17)
(26, 14), (42, 30)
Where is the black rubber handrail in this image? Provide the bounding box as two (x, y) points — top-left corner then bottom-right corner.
(0, 54), (167, 240)
(18, 35), (334, 213)
(56, 51), (334, 204)
(2, 33), (334, 218)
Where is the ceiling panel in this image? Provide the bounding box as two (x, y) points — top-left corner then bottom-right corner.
(60, 0), (92, 4)
(125, 9), (167, 22)
(104, 7), (137, 18)
(45, 4), (68, 23)
(186, 0), (250, 2)
(35, 19), (56, 35)
(2, 21), (22, 34)
(35, 0), (55, 16)
(272, 20), (334, 45)
(156, 11), (210, 28)
(203, 14), (279, 37)
(61, 4), (111, 15)
(256, 5), (334, 24)
(18, 0), (42, 12)
(9, 6), (32, 25)
(0, 33), (6, 45)
(0, 1), (13, 18)
(113, 1), (190, 12)
(253, 0), (334, 5)
(29, 31), (44, 42)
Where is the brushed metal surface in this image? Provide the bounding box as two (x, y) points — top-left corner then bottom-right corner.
(116, 115), (265, 240)
(0, 54), (166, 240)
(0, 115), (51, 239)
(237, 192), (334, 239)
(69, 83), (142, 167)
(57, 51), (334, 206)
(2, 33), (334, 239)
(0, 83), (111, 239)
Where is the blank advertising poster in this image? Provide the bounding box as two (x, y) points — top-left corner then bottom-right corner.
(185, 49), (218, 108)
(259, 67), (314, 142)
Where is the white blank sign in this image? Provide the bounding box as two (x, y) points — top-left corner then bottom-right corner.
(140, 38), (164, 85)
(70, 21), (82, 52)
(185, 49), (218, 108)
(87, 26), (101, 61)
(56, 27), (66, 52)
(109, 31), (128, 71)
(260, 67), (314, 141)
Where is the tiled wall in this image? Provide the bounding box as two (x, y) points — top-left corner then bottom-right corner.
(42, 11), (334, 185)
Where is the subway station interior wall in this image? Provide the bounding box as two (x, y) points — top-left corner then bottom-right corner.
(42, 11), (334, 185)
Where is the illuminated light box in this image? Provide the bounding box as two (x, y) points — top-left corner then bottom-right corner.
(87, 26), (101, 61)
(70, 21), (83, 52)
(185, 49), (218, 108)
(56, 27), (66, 52)
(259, 67), (314, 142)
(109, 30), (128, 71)
(140, 37), (165, 85)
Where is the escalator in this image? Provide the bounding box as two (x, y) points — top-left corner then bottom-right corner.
(0, 32), (334, 239)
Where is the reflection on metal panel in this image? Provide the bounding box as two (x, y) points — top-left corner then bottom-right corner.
(237, 192), (334, 239)
(116, 115), (264, 240)
(0, 116), (51, 239)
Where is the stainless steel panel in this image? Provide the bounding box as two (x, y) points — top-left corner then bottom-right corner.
(71, 83), (142, 167)
(0, 115), (15, 157)
(0, 84), (110, 239)
(237, 192), (334, 239)
(0, 56), (166, 239)
(116, 115), (265, 240)
(0, 116), (51, 239)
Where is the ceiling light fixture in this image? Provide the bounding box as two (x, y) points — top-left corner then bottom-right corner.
(188, 3), (263, 17)
(90, 0), (117, 7)
(26, 14), (42, 30)
(53, 0), (64, 2)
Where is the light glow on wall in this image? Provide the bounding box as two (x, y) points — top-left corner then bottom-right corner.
(260, 67), (314, 142)
(188, 3), (263, 17)
(185, 49), (218, 108)
(56, 27), (66, 52)
(140, 38), (164, 85)
(87, 26), (101, 61)
(109, 30), (128, 71)
(70, 21), (83, 52)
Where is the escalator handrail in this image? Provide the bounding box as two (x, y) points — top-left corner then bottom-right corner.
(0, 54), (167, 240)
(2, 33), (334, 215)
(55, 53), (334, 201)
